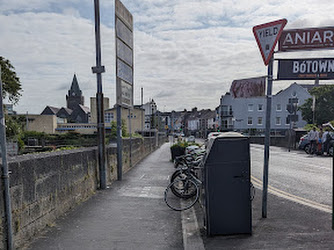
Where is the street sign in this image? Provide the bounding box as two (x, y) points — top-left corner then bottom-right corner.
(278, 26), (334, 52)
(115, 0), (133, 108)
(277, 58), (334, 80)
(253, 19), (287, 65)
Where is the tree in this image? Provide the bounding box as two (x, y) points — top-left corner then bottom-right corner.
(5, 115), (25, 139)
(299, 85), (334, 125)
(109, 119), (128, 138)
(0, 56), (22, 104)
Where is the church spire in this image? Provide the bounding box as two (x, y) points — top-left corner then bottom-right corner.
(69, 74), (82, 96)
(66, 74), (84, 110)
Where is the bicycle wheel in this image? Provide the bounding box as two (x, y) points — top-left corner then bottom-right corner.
(170, 171), (197, 198)
(164, 178), (200, 211)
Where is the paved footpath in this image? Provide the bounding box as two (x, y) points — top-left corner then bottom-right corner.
(26, 143), (183, 250)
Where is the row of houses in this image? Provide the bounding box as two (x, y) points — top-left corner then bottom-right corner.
(162, 82), (316, 137)
(14, 74), (318, 137)
(157, 108), (217, 138)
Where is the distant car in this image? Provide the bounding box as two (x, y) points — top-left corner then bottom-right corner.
(207, 132), (223, 140)
(187, 136), (195, 143)
(205, 132), (224, 147)
(298, 134), (310, 151)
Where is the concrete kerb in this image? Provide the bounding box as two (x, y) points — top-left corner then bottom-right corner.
(181, 205), (205, 250)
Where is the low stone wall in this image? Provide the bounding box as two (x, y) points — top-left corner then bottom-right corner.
(0, 136), (166, 249)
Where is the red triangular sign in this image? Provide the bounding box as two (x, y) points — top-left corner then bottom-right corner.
(253, 19), (287, 66)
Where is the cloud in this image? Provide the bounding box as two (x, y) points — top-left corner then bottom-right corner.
(2, 0), (334, 115)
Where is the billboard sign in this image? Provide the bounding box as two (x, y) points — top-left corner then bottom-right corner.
(230, 77), (266, 98)
(115, 0), (133, 108)
(116, 79), (133, 107)
(253, 19), (287, 65)
(278, 27), (334, 52)
(277, 58), (334, 80)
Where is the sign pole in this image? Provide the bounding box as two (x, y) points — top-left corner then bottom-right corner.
(92, 0), (107, 189)
(117, 104), (123, 181)
(253, 18), (287, 219)
(262, 54), (274, 218)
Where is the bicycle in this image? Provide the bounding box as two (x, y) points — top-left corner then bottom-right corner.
(164, 160), (203, 211)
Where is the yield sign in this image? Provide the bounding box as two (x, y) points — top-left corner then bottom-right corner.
(253, 19), (287, 65)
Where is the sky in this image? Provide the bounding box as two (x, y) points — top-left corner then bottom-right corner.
(1, 0), (334, 114)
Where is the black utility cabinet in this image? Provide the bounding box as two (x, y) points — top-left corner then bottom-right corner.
(203, 133), (252, 236)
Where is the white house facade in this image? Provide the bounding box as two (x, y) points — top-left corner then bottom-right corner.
(219, 83), (312, 132)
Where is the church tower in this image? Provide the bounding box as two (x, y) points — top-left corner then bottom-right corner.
(66, 74), (84, 110)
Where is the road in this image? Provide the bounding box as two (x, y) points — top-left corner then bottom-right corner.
(250, 144), (332, 212)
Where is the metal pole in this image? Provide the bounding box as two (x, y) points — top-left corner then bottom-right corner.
(141, 87), (144, 131)
(262, 55), (274, 218)
(92, 0), (106, 189)
(0, 67), (14, 250)
(26, 111), (29, 131)
(288, 117), (292, 152)
(117, 105), (123, 180)
(332, 142), (334, 230)
(128, 108), (132, 168)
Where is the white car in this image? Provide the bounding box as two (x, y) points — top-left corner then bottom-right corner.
(207, 132), (224, 140)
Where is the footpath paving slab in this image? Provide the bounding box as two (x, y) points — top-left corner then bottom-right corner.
(26, 143), (183, 250)
(196, 187), (334, 249)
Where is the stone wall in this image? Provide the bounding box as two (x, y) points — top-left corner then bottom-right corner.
(0, 135), (166, 249)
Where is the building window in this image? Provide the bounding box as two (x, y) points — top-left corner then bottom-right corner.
(247, 117), (253, 125)
(105, 113), (114, 123)
(258, 104), (263, 111)
(248, 104), (253, 112)
(286, 116), (290, 125)
(276, 117), (281, 125)
(258, 117), (263, 125)
(276, 104), (281, 111)
(222, 120), (228, 128)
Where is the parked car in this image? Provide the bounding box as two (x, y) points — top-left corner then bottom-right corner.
(187, 136), (195, 143)
(205, 132), (224, 147)
(298, 134), (310, 151)
(298, 132), (334, 155)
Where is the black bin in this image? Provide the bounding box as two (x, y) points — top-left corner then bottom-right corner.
(203, 132), (252, 236)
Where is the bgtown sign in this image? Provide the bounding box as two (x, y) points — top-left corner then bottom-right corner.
(278, 27), (334, 51)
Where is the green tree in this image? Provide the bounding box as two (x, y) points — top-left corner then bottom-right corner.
(299, 85), (334, 125)
(0, 56), (22, 104)
(109, 119), (128, 138)
(5, 115), (25, 139)
(121, 119), (128, 137)
(110, 121), (117, 138)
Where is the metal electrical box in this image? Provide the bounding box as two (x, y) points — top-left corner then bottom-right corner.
(203, 132), (252, 236)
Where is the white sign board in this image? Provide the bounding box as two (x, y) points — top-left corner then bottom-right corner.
(115, 0), (133, 108)
(253, 19), (287, 65)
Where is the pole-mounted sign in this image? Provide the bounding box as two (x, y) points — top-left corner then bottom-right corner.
(253, 19), (287, 65)
(253, 18), (287, 219)
(115, 0), (134, 108)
